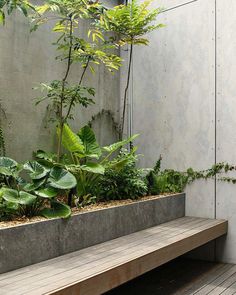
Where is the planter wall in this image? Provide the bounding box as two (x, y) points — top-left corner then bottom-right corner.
(0, 193), (185, 274)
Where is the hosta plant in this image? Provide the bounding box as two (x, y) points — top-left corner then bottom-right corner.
(0, 157), (76, 220)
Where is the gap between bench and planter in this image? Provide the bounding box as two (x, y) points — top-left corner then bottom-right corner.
(0, 193), (185, 274)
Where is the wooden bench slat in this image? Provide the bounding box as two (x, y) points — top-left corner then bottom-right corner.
(0, 217), (202, 285)
(0, 218), (209, 291)
(0, 216), (196, 283)
(0, 217), (227, 295)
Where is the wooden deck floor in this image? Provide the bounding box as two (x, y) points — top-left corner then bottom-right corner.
(106, 258), (236, 295)
(0, 217), (227, 295)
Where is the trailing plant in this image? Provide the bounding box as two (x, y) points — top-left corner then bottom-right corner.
(0, 157), (76, 220)
(93, 149), (148, 200)
(95, 0), (164, 138)
(31, 0), (122, 161)
(147, 156), (236, 195)
(87, 108), (120, 137)
(35, 124), (138, 206)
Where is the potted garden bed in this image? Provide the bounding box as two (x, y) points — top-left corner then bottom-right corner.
(0, 193), (185, 274)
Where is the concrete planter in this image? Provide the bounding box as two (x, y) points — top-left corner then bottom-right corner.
(0, 193), (185, 274)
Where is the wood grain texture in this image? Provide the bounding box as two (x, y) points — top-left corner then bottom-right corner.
(0, 217), (228, 295)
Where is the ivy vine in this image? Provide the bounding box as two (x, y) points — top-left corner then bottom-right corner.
(147, 156), (236, 195)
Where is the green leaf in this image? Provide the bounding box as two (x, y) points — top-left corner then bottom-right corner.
(103, 134), (139, 154)
(24, 161), (50, 180)
(0, 157), (20, 176)
(78, 125), (101, 159)
(0, 10), (5, 25)
(48, 167), (77, 189)
(0, 167), (13, 176)
(23, 178), (46, 192)
(19, 191), (37, 205)
(80, 162), (105, 174)
(40, 201), (71, 219)
(34, 187), (58, 199)
(1, 188), (37, 205)
(60, 124), (85, 154)
(0, 157), (18, 168)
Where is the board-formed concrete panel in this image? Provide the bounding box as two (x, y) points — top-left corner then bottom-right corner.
(132, 0), (215, 218)
(215, 0), (236, 264)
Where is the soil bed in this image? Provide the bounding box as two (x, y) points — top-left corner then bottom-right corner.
(0, 193), (176, 228)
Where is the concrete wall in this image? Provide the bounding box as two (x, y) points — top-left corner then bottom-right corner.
(128, 0), (236, 263)
(0, 6), (120, 162)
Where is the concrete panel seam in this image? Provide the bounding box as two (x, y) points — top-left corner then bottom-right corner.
(162, 0), (199, 14)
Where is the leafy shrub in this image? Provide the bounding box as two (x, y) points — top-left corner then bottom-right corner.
(94, 149), (148, 200)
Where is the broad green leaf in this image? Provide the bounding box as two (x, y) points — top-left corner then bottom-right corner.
(35, 150), (57, 162)
(35, 187), (58, 199)
(1, 188), (36, 205)
(24, 161), (50, 180)
(0, 157), (18, 168)
(0, 167), (13, 176)
(103, 134), (139, 154)
(78, 125), (101, 159)
(0, 157), (20, 177)
(48, 167), (77, 189)
(19, 191), (37, 205)
(23, 178), (46, 192)
(60, 124), (85, 154)
(40, 201), (71, 219)
(80, 162), (105, 174)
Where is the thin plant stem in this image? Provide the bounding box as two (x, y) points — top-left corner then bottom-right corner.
(57, 18), (73, 162)
(120, 42), (133, 139)
(64, 58), (90, 122)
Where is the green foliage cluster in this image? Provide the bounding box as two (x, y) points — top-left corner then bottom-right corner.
(30, 0), (123, 161)
(0, 157), (76, 220)
(0, 0), (33, 24)
(95, 0), (164, 46)
(94, 149), (148, 200)
(147, 157), (236, 195)
(0, 0), (161, 221)
(34, 124), (140, 206)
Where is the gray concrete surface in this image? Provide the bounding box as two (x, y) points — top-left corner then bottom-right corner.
(0, 193), (185, 274)
(127, 0), (236, 263)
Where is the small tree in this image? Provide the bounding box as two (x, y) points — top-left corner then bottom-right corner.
(31, 0), (122, 161)
(95, 0), (164, 139)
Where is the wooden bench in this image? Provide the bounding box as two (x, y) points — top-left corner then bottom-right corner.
(0, 217), (227, 295)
